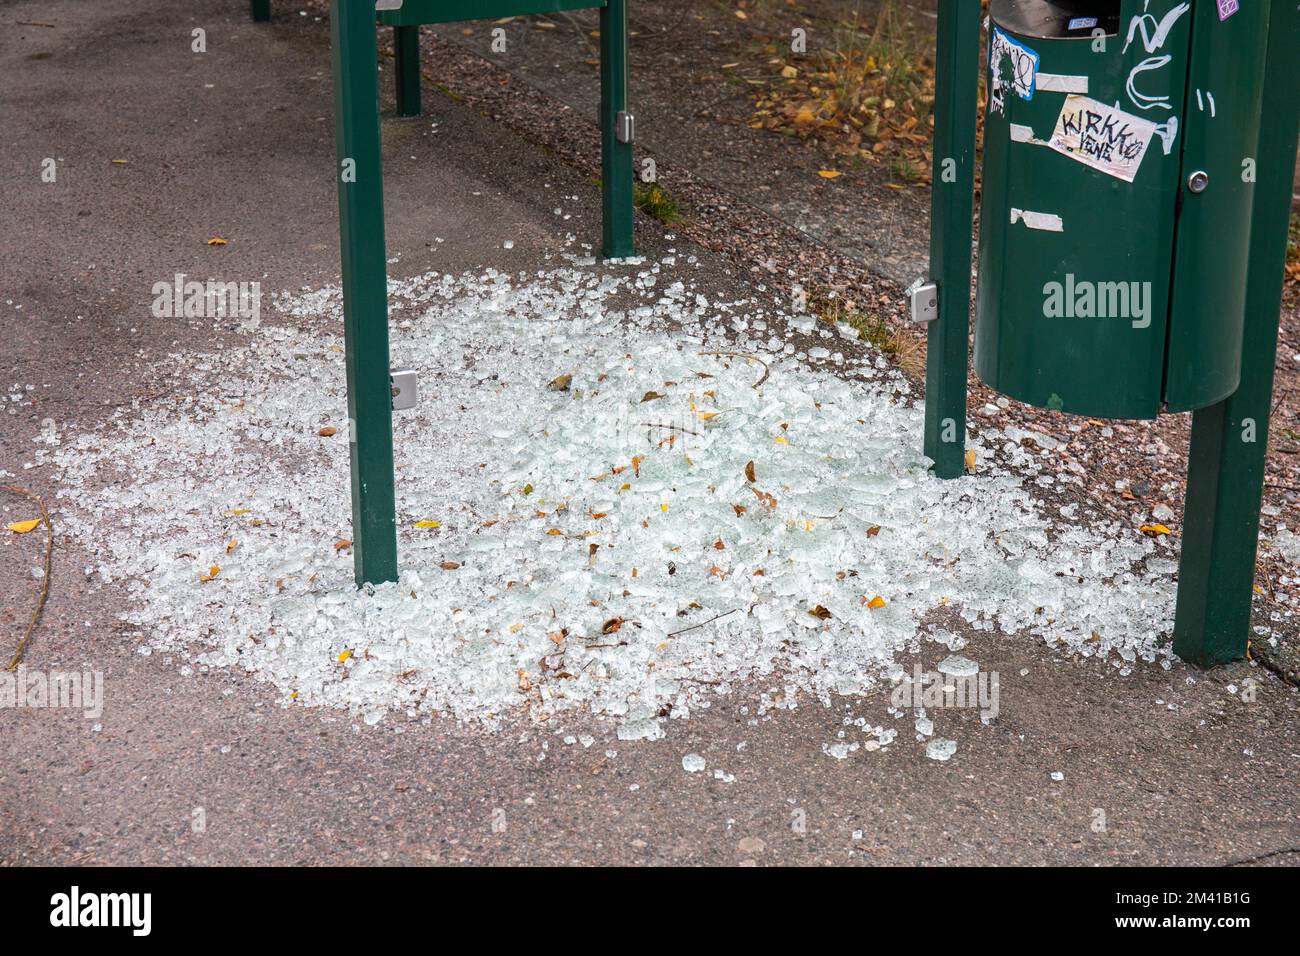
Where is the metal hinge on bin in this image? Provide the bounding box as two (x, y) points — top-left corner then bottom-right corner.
(908, 278), (939, 325)
(391, 369), (418, 411)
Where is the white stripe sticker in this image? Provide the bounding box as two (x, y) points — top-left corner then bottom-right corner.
(1036, 73), (1089, 94)
(1009, 123), (1039, 143)
(1010, 208), (1065, 232)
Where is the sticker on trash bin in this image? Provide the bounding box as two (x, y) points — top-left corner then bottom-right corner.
(989, 27), (1039, 116)
(1046, 95), (1157, 182)
(1216, 0), (1239, 20)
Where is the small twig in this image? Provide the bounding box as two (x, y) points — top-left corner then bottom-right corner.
(636, 422), (701, 437)
(17, 21), (58, 28)
(699, 350), (770, 388)
(2, 485), (53, 671)
(667, 607), (742, 638)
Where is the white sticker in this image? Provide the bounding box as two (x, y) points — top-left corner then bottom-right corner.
(1068, 16), (1099, 29)
(1010, 208), (1065, 232)
(1036, 73), (1089, 94)
(1047, 95), (1158, 182)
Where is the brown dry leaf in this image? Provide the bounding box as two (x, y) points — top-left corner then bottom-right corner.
(866, 525), (881, 538)
(548, 631), (566, 647)
(517, 670), (532, 692)
(334, 539), (351, 551)
(226, 538), (238, 554)
(745, 460), (756, 483)
(318, 426), (337, 437)
(632, 456), (642, 478)
(545, 528), (564, 536)
(548, 373), (573, 392)
(713, 539), (726, 551)
(440, 561), (461, 571)
(601, 617), (624, 634)
(733, 504), (748, 517)
(753, 488), (778, 509)
(809, 604), (833, 620)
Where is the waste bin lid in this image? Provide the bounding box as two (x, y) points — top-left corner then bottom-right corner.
(991, 0), (1120, 39)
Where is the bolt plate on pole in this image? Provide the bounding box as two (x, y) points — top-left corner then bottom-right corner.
(391, 369), (418, 411)
(908, 279), (939, 325)
(615, 111), (635, 144)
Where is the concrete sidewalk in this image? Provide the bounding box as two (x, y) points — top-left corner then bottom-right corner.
(1, 0), (1296, 866)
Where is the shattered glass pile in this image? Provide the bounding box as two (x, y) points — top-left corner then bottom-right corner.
(50, 262), (1179, 733)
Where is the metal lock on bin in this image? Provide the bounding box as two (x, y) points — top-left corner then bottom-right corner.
(973, 0), (1270, 419)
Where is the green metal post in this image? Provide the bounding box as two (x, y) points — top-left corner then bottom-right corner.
(923, 0), (981, 479)
(331, 0), (399, 586)
(251, 0), (271, 22)
(599, 0), (634, 258)
(1173, 2), (1300, 665)
(393, 25), (422, 118)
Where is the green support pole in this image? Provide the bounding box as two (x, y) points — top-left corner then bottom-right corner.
(1173, 2), (1300, 666)
(599, 0), (634, 259)
(922, 0), (981, 479)
(331, 0), (399, 586)
(251, 0), (271, 22)
(393, 25), (422, 118)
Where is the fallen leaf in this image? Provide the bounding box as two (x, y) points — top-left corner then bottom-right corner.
(818, 170), (842, 179)
(413, 520), (441, 529)
(546, 528), (564, 536)
(227, 539), (239, 554)
(745, 460), (756, 483)
(207, 237), (227, 246)
(640, 390), (666, 402)
(1140, 524), (1173, 536)
(964, 449), (977, 472)
(318, 426), (337, 437)
(517, 669), (532, 692)
(199, 565), (220, 582)
(602, 617), (624, 634)
(338, 649), (353, 663)
(440, 561), (460, 570)
(867, 525), (881, 537)
(866, 595), (886, 609)
(713, 539), (726, 551)
(548, 373), (573, 392)
(6, 519), (41, 534)
(334, 538), (352, 551)
(809, 604), (833, 620)
(781, 65), (798, 79)
(223, 508), (252, 516)
(733, 504), (748, 517)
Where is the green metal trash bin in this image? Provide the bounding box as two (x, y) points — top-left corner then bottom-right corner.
(974, 0), (1270, 420)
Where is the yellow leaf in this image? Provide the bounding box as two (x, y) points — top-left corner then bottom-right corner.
(223, 508), (252, 516)
(207, 237), (227, 246)
(413, 520), (441, 529)
(546, 528), (564, 536)
(867, 595), (886, 609)
(6, 519), (40, 534)
(818, 170), (842, 179)
(510, 623), (525, 634)
(794, 108), (816, 125)
(964, 449), (977, 472)
(226, 539), (238, 554)
(1140, 524), (1173, 536)
(775, 435), (788, 444)
(660, 503), (669, 512)
(199, 565), (220, 582)
(734, 9), (747, 18)
(701, 411), (720, 421)
(111, 159), (129, 165)
(338, 649), (353, 663)
(781, 65), (798, 79)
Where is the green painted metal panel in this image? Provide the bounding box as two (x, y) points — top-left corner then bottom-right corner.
(599, 0), (634, 259)
(378, 0), (605, 27)
(1173, 0), (1300, 666)
(1162, 1), (1270, 412)
(974, 0), (1189, 420)
(923, 0), (982, 478)
(331, 0), (400, 585)
(393, 24), (422, 117)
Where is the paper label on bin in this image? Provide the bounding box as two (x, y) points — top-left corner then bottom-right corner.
(989, 27), (1040, 115)
(1047, 95), (1157, 182)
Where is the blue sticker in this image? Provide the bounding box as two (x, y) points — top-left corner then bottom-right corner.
(1068, 16), (1099, 30)
(990, 26), (1041, 112)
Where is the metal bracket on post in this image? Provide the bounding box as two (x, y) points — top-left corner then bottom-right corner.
(908, 278), (939, 325)
(390, 370), (418, 411)
(615, 111), (635, 144)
